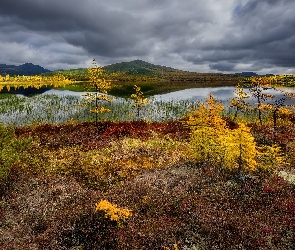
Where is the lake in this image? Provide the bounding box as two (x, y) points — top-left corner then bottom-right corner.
(42, 85), (295, 106)
(43, 86), (237, 102)
(1, 85), (295, 126)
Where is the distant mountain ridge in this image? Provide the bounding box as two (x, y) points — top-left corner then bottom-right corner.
(103, 59), (183, 75)
(0, 60), (182, 77)
(0, 60), (275, 77)
(0, 63), (51, 76)
(49, 59), (186, 80)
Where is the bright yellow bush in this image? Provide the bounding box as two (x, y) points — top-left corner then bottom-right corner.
(257, 144), (284, 171)
(186, 95), (226, 164)
(96, 199), (131, 226)
(220, 123), (258, 171)
(185, 94), (280, 173)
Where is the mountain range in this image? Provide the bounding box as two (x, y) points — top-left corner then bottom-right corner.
(0, 63), (51, 76)
(0, 60), (262, 77)
(103, 59), (182, 75)
(0, 60), (186, 77)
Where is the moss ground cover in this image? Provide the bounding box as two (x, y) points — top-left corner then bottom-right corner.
(0, 119), (295, 249)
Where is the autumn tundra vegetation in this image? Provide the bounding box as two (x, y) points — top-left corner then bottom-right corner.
(0, 62), (295, 249)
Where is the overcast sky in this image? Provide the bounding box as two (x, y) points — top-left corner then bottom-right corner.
(0, 0), (294, 74)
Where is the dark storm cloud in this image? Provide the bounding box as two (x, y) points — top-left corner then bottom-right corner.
(0, 0), (294, 73)
(0, 0), (143, 53)
(0, 0), (145, 58)
(209, 62), (236, 72)
(212, 0), (295, 72)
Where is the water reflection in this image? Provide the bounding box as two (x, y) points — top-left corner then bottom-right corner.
(153, 87), (235, 103)
(42, 89), (89, 97)
(2, 85), (295, 126)
(3, 85), (295, 106)
(43, 86), (295, 105)
(0, 86), (51, 96)
(152, 86), (295, 105)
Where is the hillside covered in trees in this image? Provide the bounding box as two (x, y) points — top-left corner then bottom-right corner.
(50, 60), (243, 82)
(0, 63), (50, 76)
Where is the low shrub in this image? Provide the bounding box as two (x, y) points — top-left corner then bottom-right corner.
(0, 122), (32, 184)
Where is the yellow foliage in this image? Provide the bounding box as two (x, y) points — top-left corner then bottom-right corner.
(257, 104), (293, 116)
(189, 121), (258, 171)
(257, 144), (284, 171)
(81, 59), (112, 116)
(220, 123), (257, 171)
(186, 94), (225, 129)
(130, 85), (149, 119)
(87, 60), (111, 93)
(186, 94), (264, 172)
(162, 244), (179, 250)
(31, 136), (189, 188)
(131, 85), (149, 105)
(248, 76), (277, 87)
(0, 74), (73, 90)
(186, 94), (227, 164)
(96, 199), (131, 225)
(278, 107), (293, 115)
(90, 106), (111, 113)
(258, 104), (274, 111)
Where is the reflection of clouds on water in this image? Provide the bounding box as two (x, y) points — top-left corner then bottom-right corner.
(211, 88), (236, 100)
(42, 89), (126, 103)
(152, 86), (295, 106)
(43, 89), (89, 97)
(152, 87), (236, 105)
(42, 87), (295, 106)
(246, 87), (295, 106)
(2, 86), (295, 126)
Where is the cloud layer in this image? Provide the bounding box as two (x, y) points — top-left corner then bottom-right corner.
(0, 0), (294, 74)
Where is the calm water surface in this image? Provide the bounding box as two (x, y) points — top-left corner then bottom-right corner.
(43, 86), (295, 105)
(1, 85), (295, 126)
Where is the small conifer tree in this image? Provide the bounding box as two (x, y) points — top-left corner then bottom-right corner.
(186, 94), (227, 166)
(80, 59), (113, 128)
(130, 85), (149, 120)
(229, 83), (250, 121)
(186, 94), (282, 176)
